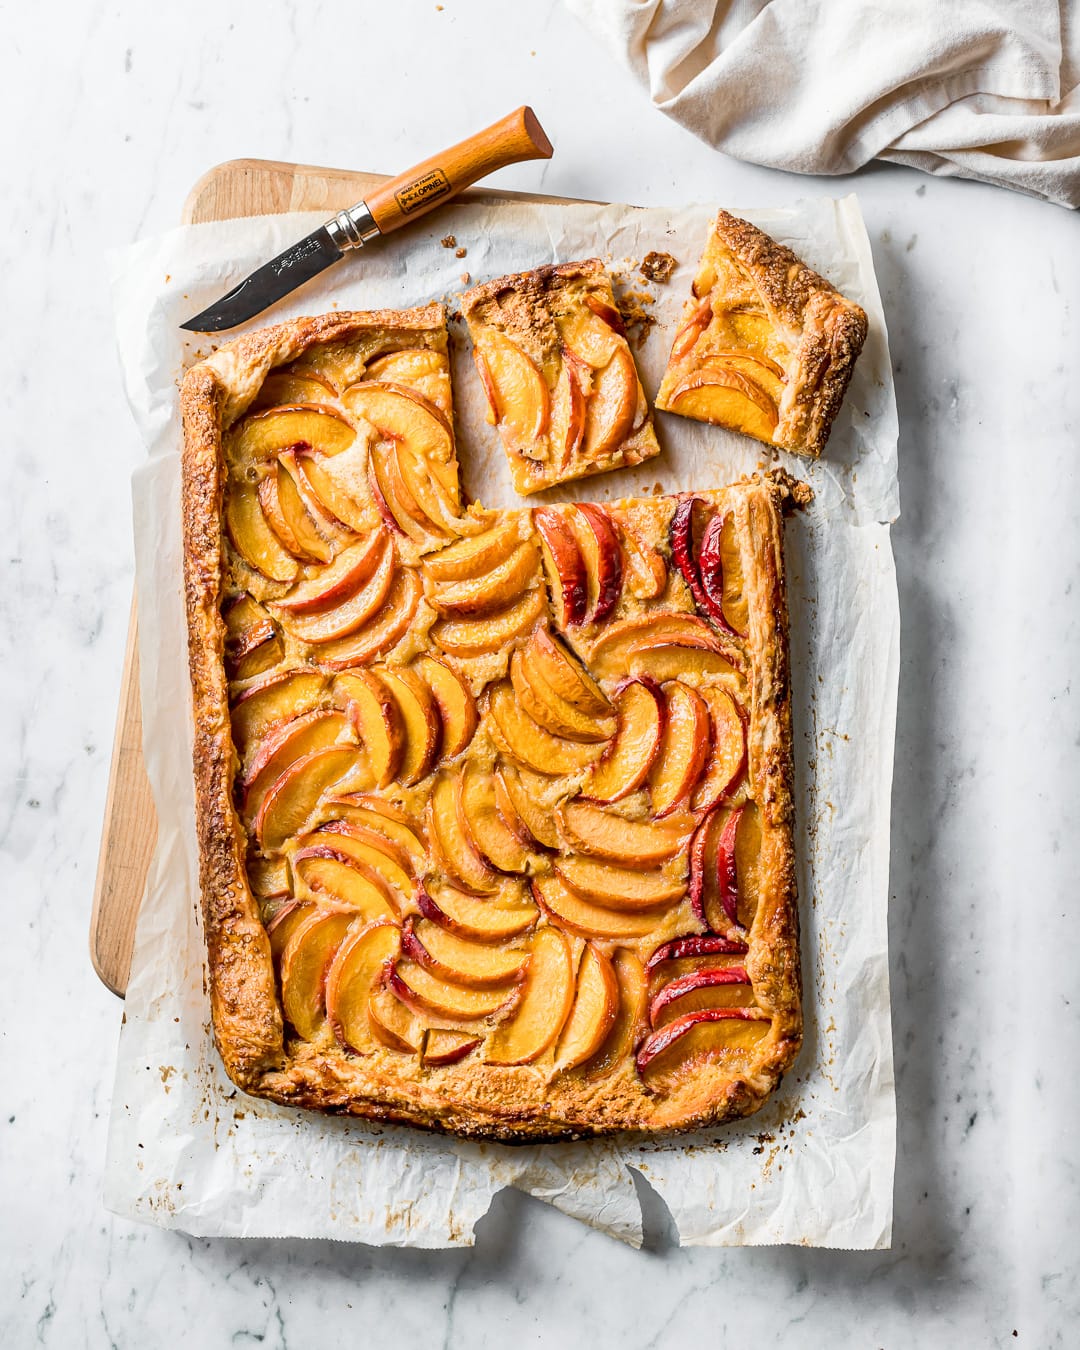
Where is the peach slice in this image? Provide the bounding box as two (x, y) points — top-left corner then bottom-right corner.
(734, 801), (762, 928)
(648, 965), (752, 1027)
(248, 855), (290, 900)
(327, 794), (426, 869)
(294, 449), (371, 534)
(555, 943), (619, 1072)
(275, 536), (395, 644)
(365, 347), (444, 384)
(669, 299), (712, 363)
(487, 682), (605, 777)
(258, 466), (332, 565)
(554, 355), (586, 465)
(584, 678), (665, 803)
(666, 369), (778, 443)
(616, 517), (668, 601)
(427, 773), (500, 895)
(293, 847), (398, 922)
(317, 566), (421, 671)
(303, 825), (413, 900)
(554, 856), (686, 911)
(326, 920), (402, 1053)
(623, 641), (742, 686)
(650, 682), (711, 817)
(232, 403), (356, 464)
(242, 710), (354, 820)
(275, 532), (387, 614)
(431, 587), (546, 659)
(402, 917), (528, 987)
(314, 813), (415, 876)
(534, 509), (587, 628)
(570, 503), (624, 624)
(533, 875), (667, 940)
(429, 541), (539, 615)
(459, 763), (532, 874)
(474, 333), (550, 445)
(690, 687), (746, 812)
(231, 670), (329, 756)
(509, 650), (615, 745)
(367, 973), (425, 1054)
(332, 669), (403, 787)
(493, 761), (560, 850)
(670, 495), (728, 630)
(587, 614), (739, 683)
(278, 446), (353, 547)
(423, 521), (520, 584)
(484, 926), (574, 1066)
(688, 805), (748, 937)
(230, 632), (283, 683)
(280, 908), (357, 1041)
(395, 444), (463, 534)
(558, 307), (621, 369)
(251, 368), (337, 409)
(555, 799), (688, 869)
(582, 948), (648, 1077)
(700, 510), (749, 638)
(256, 745), (368, 852)
(702, 351), (785, 404)
(423, 1029), (480, 1065)
(224, 595), (275, 667)
(528, 628), (610, 717)
(729, 311), (776, 349)
(368, 439), (439, 544)
(389, 959), (519, 1021)
(646, 934), (748, 970)
(582, 345), (638, 458)
(417, 881), (539, 944)
(635, 1007), (770, 1073)
(375, 667), (440, 785)
(225, 476), (300, 583)
(266, 900), (316, 963)
(342, 381), (455, 469)
(412, 656), (477, 760)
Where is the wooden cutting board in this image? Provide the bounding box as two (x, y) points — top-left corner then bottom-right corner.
(90, 158), (586, 997)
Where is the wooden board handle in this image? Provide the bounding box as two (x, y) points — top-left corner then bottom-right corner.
(364, 106), (552, 235)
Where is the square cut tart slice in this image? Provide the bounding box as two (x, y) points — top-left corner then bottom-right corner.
(657, 210), (868, 457)
(461, 260), (660, 495)
(181, 304), (804, 1141)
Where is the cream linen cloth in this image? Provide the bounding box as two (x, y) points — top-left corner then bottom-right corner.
(566, 0), (1080, 207)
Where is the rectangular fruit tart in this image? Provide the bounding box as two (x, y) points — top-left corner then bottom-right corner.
(180, 302), (805, 1140)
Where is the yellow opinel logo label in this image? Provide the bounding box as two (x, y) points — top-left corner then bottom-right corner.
(395, 169), (452, 214)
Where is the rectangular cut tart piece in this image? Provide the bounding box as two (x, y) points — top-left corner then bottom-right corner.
(461, 260), (660, 495)
(656, 209), (868, 457)
(180, 305), (804, 1141)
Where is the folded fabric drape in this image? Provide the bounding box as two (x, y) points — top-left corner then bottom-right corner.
(566, 0), (1080, 207)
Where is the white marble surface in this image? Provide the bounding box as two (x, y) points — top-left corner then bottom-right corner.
(2, 0), (1078, 1345)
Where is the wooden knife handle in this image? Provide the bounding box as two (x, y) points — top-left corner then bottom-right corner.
(363, 106), (553, 236)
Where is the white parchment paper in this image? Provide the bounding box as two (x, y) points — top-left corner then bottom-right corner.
(105, 195), (898, 1248)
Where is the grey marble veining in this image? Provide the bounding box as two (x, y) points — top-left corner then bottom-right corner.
(2, 0), (1078, 1345)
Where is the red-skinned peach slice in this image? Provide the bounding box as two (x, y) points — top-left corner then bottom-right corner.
(583, 678), (665, 803)
(231, 670), (329, 756)
(429, 541), (539, 615)
(459, 763), (533, 874)
(555, 799), (688, 869)
(401, 917), (528, 988)
(555, 944), (618, 1072)
(423, 521), (520, 584)
(304, 826), (412, 899)
(688, 805), (746, 936)
(430, 587), (546, 659)
(389, 959), (519, 1021)
(275, 532), (387, 614)
(232, 404), (356, 465)
(666, 368), (778, 442)
(317, 567), (421, 670)
(326, 920), (402, 1052)
(670, 496), (732, 632)
(584, 294), (626, 336)
(582, 948), (647, 1077)
(570, 503), (624, 624)
(553, 856), (686, 911)
(690, 687), (746, 812)
(582, 344), (638, 458)
(314, 814), (414, 876)
(412, 655), (477, 760)
(423, 1029), (481, 1065)
(557, 352), (587, 465)
(251, 369), (337, 410)
(242, 710), (354, 818)
(509, 650), (615, 745)
(280, 909), (357, 1041)
(668, 298), (712, 363)
(375, 667), (440, 785)
(650, 682), (711, 817)
(276, 536), (395, 644)
(225, 476), (300, 583)
(528, 627), (610, 716)
(255, 745), (368, 852)
(533, 875), (667, 941)
(426, 773), (500, 895)
(332, 669), (403, 786)
(533, 509), (587, 628)
(700, 510), (749, 638)
(635, 1006), (770, 1072)
(474, 334), (550, 444)
(646, 934), (748, 971)
(484, 926), (574, 1066)
(417, 881), (539, 944)
(367, 970), (425, 1054)
(293, 847), (399, 922)
(487, 682), (605, 777)
(648, 965), (751, 1027)
(325, 794), (426, 867)
(493, 761), (560, 850)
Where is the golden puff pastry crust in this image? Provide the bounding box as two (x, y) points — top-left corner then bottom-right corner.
(461, 260), (660, 495)
(180, 304), (804, 1141)
(656, 210), (868, 458)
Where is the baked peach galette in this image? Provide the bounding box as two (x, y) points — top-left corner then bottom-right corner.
(462, 260), (660, 494)
(657, 210), (867, 457)
(180, 305), (803, 1140)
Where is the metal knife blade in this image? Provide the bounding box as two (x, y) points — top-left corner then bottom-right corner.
(179, 225), (346, 332)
